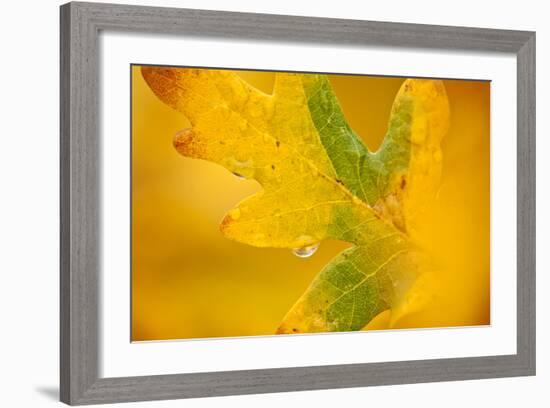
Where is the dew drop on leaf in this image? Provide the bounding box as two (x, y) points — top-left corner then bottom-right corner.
(292, 242), (320, 258)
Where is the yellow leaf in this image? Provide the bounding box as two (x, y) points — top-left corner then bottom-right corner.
(142, 67), (450, 333)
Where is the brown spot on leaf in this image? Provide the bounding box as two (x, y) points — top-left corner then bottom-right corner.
(219, 214), (233, 234)
(173, 128), (195, 153)
(173, 128), (208, 158)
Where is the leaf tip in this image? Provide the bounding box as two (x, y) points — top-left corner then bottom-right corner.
(275, 322), (299, 335)
(173, 127), (207, 159)
(173, 128), (194, 153)
(141, 66), (173, 91)
(219, 209), (239, 237)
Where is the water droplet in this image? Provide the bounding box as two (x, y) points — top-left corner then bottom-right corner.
(292, 242), (320, 258)
(232, 172), (246, 180)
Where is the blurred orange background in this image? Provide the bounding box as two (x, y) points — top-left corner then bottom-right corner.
(131, 66), (490, 341)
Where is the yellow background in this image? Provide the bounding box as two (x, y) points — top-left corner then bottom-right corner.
(131, 66), (490, 341)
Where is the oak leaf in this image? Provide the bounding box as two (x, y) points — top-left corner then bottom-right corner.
(141, 67), (450, 334)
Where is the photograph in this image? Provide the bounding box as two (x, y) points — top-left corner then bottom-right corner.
(131, 66), (490, 341)
(0, 0), (542, 405)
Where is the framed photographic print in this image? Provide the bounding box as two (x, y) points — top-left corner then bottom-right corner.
(60, 1), (536, 405)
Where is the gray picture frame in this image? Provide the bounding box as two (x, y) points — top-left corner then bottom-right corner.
(60, 1), (536, 405)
